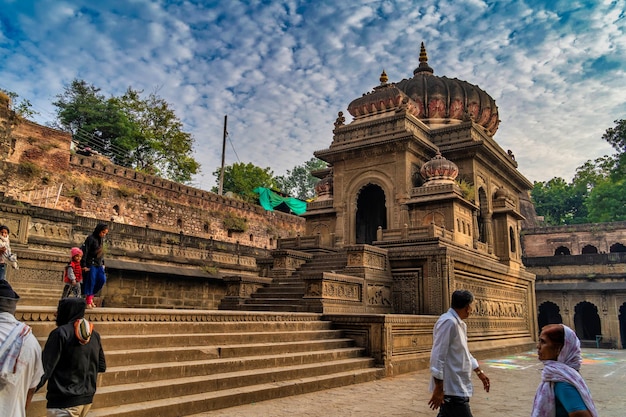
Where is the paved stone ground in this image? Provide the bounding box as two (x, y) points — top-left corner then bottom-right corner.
(198, 349), (626, 417)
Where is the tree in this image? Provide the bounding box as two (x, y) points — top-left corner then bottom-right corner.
(531, 177), (578, 225)
(114, 88), (200, 183)
(532, 119), (626, 225)
(53, 79), (199, 183)
(212, 162), (275, 203)
(585, 178), (626, 222)
(602, 119), (626, 154)
(0, 89), (38, 119)
(274, 157), (327, 200)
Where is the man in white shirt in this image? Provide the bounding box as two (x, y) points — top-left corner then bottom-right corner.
(428, 289), (490, 417)
(0, 280), (44, 417)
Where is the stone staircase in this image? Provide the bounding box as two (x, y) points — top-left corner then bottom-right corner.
(234, 252), (350, 312)
(21, 308), (384, 417)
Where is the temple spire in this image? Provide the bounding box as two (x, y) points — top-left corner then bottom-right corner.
(379, 69), (388, 85)
(414, 41), (434, 75)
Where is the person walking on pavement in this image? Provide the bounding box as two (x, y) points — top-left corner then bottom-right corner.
(532, 324), (597, 417)
(0, 280), (44, 417)
(428, 289), (490, 417)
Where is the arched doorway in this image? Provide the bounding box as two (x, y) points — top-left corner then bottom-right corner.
(619, 303), (626, 349)
(610, 243), (626, 253)
(574, 301), (601, 341)
(538, 301), (563, 330)
(581, 245), (598, 254)
(355, 184), (386, 245)
(554, 246), (570, 255)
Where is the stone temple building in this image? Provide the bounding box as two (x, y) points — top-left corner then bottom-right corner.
(281, 42), (538, 351)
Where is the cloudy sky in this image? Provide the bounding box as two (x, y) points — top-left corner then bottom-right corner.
(1, 0), (624, 191)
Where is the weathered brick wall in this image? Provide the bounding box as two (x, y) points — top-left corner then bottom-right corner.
(523, 222), (626, 256)
(0, 103), (305, 250)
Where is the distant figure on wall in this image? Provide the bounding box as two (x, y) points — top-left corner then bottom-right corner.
(80, 223), (109, 309)
(0, 225), (19, 280)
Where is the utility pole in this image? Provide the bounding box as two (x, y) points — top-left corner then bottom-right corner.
(218, 115), (227, 196)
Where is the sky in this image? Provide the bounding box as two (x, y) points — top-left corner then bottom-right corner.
(0, 0), (624, 192)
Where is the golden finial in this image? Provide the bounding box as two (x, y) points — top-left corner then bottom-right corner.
(414, 41), (434, 75)
(380, 70), (388, 85)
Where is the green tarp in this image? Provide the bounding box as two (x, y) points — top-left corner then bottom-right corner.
(253, 187), (307, 215)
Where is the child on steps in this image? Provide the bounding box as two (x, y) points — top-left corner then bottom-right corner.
(61, 247), (84, 299)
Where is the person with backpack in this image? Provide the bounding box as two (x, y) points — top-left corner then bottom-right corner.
(61, 247), (84, 299)
(80, 223), (109, 309)
(37, 297), (106, 417)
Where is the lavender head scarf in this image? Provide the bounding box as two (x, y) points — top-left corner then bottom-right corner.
(531, 325), (598, 417)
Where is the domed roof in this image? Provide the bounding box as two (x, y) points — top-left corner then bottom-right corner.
(394, 42), (500, 135)
(347, 42), (500, 136)
(347, 70), (421, 119)
(420, 151), (459, 184)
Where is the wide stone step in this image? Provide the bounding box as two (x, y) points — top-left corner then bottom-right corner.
(27, 315), (332, 337)
(89, 329), (343, 350)
(99, 347), (367, 385)
(102, 338), (355, 367)
(86, 368), (384, 417)
(23, 307), (381, 417)
(93, 358), (376, 407)
(254, 286), (305, 295)
(245, 297), (305, 305)
(235, 304), (312, 312)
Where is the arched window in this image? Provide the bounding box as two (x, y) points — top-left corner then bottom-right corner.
(610, 243), (626, 253)
(574, 301), (601, 340)
(554, 246), (570, 256)
(581, 245), (598, 254)
(538, 301), (562, 330)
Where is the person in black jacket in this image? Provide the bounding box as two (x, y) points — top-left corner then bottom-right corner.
(37, 297), (106, 416)
(80, 223), (109, 309)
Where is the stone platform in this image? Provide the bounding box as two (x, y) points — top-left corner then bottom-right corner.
(195, 348), (626, 417)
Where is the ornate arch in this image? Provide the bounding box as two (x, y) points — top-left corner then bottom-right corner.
(345, 170), (394, 245)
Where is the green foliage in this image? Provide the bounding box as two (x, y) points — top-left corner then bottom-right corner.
(18, 161), (41, 177)
(212, 162), (275, 203)
(0, 89), (38, 119)
(52, 79), (199, 183)
(117, 185), (137, 198)
(585, 179), (626, 222)
(532, 119), (626, 225)
(274, 157), (328, 200)
(223, 212), (248, 232)
(457, 178), (475, 202)
(113, 88), (200, 183)
(602, 119), (626, 153)
(531, 177), (579, 225)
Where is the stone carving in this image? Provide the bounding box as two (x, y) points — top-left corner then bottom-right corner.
(322, 281), (360, 301)
(334, 111), (345, 128)
(367, 284), (391, 306)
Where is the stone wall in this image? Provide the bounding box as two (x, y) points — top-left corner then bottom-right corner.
(523, 221), (626, 256)
(523, 222), (626, 348)
(0, 101), (305, 252)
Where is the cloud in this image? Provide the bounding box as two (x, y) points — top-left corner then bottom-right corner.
(0, 0), (624, 190)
